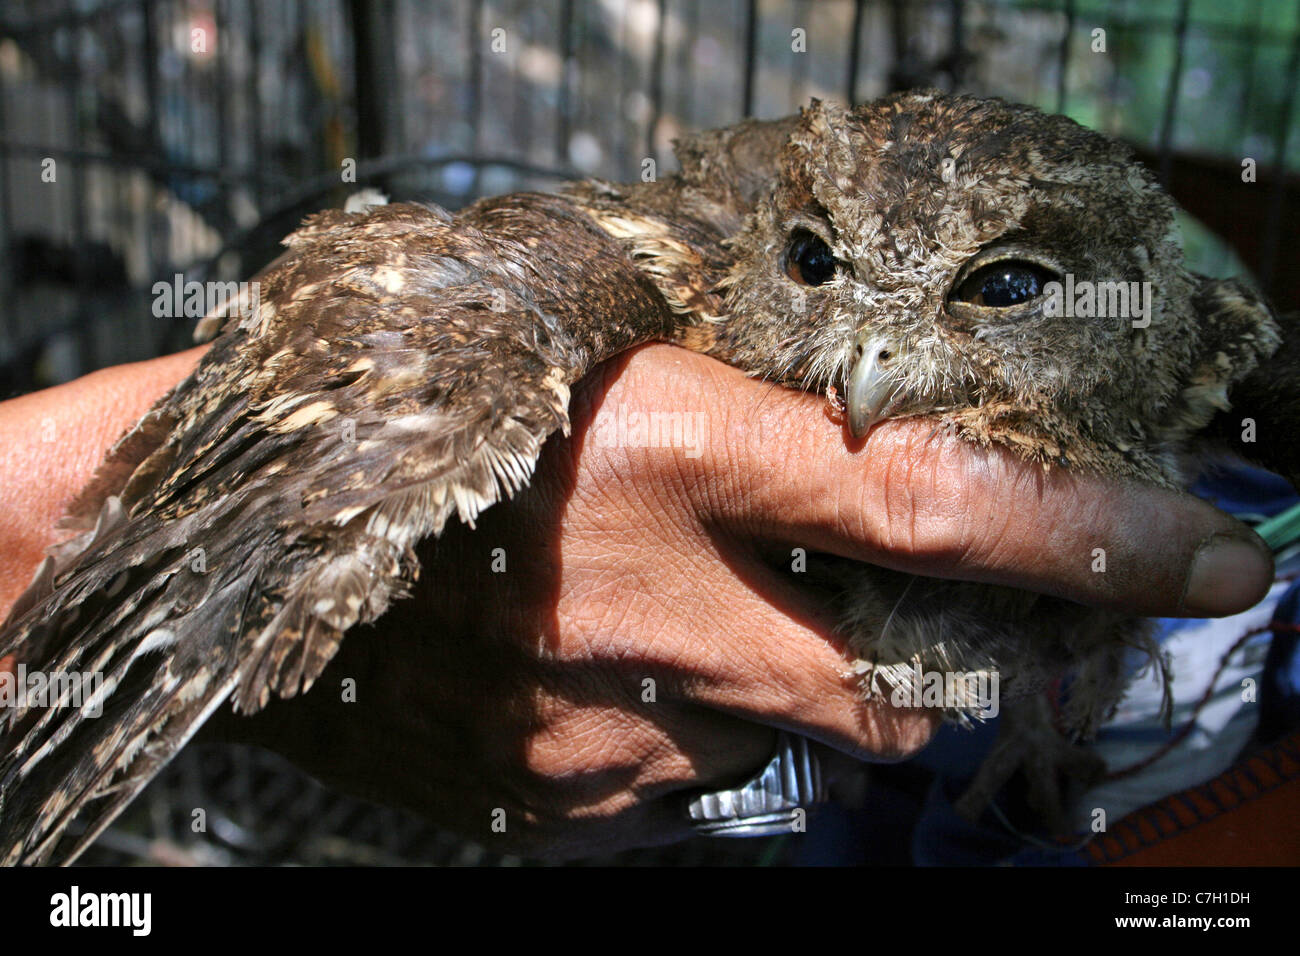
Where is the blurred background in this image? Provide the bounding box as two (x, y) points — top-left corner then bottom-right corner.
(0, 0), (1296, 864)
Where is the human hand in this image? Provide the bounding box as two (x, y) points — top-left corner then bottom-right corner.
(0, 343), (1273, 858)
(207, 343), (1273, 857)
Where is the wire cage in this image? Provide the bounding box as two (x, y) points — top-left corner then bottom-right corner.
(0, 0), (1297, 865)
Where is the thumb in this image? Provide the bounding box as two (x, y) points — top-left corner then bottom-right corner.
(681, 349), (1273, 618)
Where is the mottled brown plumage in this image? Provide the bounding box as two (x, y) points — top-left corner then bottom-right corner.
(0, 91), (1292, 863)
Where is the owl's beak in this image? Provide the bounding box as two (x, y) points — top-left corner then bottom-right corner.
(845, 337), (906, 438)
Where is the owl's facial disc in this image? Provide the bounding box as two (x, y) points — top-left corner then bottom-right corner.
(846, 335), (908, 438)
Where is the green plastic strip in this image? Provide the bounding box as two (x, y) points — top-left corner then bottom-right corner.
(1255, 500), (1300, 553)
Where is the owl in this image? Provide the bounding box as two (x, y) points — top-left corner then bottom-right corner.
(0, 91), (1292, 864)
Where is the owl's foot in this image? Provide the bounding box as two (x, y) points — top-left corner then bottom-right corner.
(953, 695), (1107, 835)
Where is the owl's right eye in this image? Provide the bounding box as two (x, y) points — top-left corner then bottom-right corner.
(784, 231), (842, 286)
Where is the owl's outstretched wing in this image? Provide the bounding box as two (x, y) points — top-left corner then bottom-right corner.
(0, 195), (679, 865)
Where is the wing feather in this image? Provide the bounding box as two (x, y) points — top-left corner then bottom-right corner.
(0, 195), (678, 864)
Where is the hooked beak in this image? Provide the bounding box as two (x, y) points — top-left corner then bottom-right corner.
(845, 337), (907, 439)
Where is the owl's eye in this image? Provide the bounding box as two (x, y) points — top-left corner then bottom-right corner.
(784, 231), (841, 286)
(954, 261), (1056, 307)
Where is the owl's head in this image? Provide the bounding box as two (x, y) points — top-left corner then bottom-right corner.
(709, 92), (1278, 480)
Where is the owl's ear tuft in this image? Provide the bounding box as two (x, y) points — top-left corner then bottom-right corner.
(785, 100), (860, 199)
(797, 100), (854, 152)
(1191, 275), (1300, 489)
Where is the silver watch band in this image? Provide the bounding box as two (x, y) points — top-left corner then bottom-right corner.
(686, 730), (828, 837)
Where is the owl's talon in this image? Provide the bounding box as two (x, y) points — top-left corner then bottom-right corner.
(954, 696), (1107, 835)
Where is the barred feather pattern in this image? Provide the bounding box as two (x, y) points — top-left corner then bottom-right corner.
(0, 194), (682, 865)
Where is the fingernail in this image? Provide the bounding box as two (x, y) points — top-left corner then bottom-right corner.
(1181, 532), (1274, 617)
